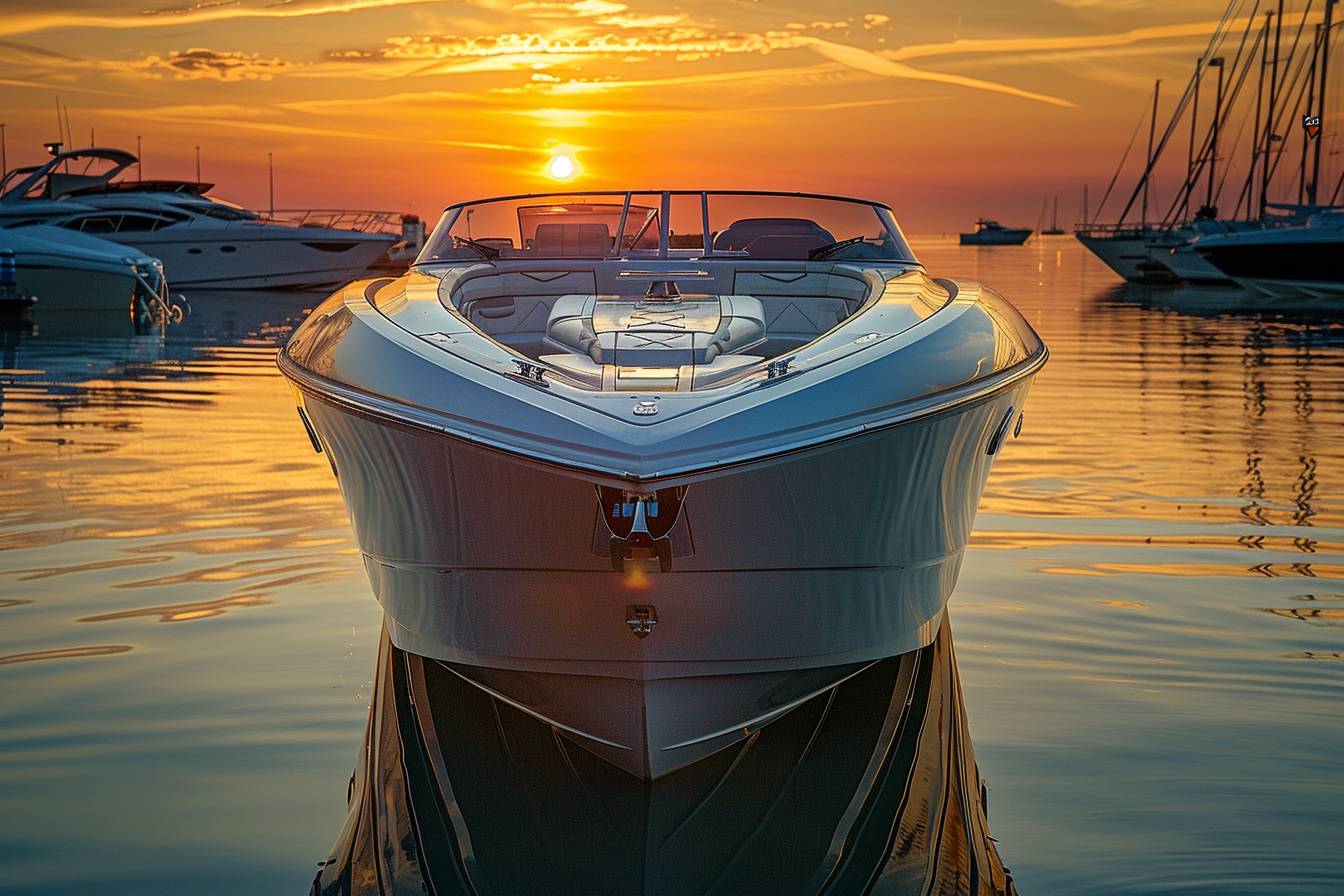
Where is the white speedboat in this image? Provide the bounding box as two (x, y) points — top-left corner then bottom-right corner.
(278, 190), (1047, 779)
(0, 224), (171, 315)
(4, 148), (398, 289)
(1192, 210), (1344, 299)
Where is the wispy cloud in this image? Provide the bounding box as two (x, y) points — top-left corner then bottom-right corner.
(803, 38), (1077, 108)
(96, 101), (533, 151)
(0, 0), (446, 37)
(884, 16), (1277, 64)
(115, 48), (300, 80)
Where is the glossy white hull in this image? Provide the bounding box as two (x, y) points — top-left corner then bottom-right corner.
(1076, 232), (1175, 282)
(299, 376), (1032, 776)
(91, 228), (394, 289)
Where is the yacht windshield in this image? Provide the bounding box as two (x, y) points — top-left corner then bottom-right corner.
(418, 191), (916, 264)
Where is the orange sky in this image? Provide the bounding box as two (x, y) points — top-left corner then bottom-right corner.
(0, 0), (1334, 230)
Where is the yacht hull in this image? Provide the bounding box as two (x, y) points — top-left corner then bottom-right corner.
(959, 230), (1031, 245)
(1196, 239), (1344, 299)
(1076, 231), (1178, 282)
(94, 230), (394, 290)
(15, 263), (139, 312)
(298, 375), (1030, 777)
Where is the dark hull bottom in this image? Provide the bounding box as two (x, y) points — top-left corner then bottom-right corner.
(1197, 242), (1344, 297)
(310, 613), (1016, 896)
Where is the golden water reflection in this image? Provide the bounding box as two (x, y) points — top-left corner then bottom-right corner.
(0, 246), (1341, 893)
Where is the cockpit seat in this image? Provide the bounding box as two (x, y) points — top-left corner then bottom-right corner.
(531, 223), (613, 257)
(713, 218), (834, 253)
(544, 293), (766, 368)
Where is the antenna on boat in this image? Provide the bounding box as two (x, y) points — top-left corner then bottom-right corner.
(1, 123), (6, 177)
(136, 135), (143, 180)
(268, 152), (275, 217)
(195, 145), (201, 182)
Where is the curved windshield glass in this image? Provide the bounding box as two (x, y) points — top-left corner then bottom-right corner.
(417, 191), (917, 264)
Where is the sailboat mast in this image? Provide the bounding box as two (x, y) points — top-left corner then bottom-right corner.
(1143, 79), (1161, 230)
(1310, 0), (1337, 204)
(1052, 195), (1059, 230)
(1083, 184), (1089, 226)
(1243, 12), (1271, 219)
(1185, 58), (1203, 220)
(1260, 0), (1284, 220)
(1300, 24), (1322, 204)
(1207, 56), (1226, 211)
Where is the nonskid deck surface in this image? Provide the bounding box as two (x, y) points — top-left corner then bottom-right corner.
(309, 614), (1017, 896)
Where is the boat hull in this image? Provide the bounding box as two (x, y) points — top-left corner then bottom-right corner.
(15, 262), (139, 312)
(299, 374), (1031, 776)
(959, 230), (1031, 245)
(1196, 239), (1344, 298)
(93, 229), (395, 290)
(1075, 231), (1179, 282)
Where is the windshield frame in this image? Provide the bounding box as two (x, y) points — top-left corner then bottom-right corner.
(416, 190), (917, 265)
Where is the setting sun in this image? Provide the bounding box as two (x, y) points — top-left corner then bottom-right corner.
(546, 153), (577, 181)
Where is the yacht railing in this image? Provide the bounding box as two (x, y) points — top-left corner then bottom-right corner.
(259, 209), (401, 234)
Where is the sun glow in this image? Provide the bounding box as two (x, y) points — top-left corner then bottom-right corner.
(546, 153), (577, 180)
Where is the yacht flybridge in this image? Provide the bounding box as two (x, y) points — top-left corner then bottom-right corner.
(278, 190), (1047, 779)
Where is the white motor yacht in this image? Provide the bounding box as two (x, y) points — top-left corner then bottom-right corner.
(3, 147), (398, 290)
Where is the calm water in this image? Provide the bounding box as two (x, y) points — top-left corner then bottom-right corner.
(2, 241), (1342, 894)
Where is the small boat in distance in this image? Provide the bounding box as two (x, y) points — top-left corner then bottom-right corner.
(959, 218), (1032, 245)
(278, 189), (1046, 780)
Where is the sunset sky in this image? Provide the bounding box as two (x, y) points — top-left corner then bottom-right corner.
(0, 0), (1328, 230)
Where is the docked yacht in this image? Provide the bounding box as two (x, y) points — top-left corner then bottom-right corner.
(278, 191), (1046, 779)
(1192, 210), (1344, 298)
(3, 147), (398, 289)
(0, 224), (173, 316)
(959, 218), (1031, 245)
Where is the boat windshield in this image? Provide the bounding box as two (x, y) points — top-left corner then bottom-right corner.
(417, 191), (916, 264)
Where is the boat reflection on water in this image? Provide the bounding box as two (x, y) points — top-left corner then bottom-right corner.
(311, 611), (1015, 896)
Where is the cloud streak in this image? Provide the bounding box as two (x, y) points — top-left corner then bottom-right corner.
(803, 38), (1077, 108)
(0, 0), (446, 37)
